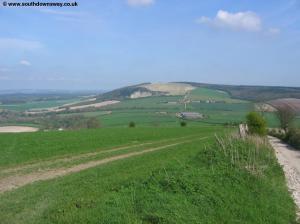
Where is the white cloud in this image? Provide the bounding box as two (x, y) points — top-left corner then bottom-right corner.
(127, 0), (154, 7)
(0, 38), (43, 51)
(197, 10), (262, 32)
(20, 60), (31, 66)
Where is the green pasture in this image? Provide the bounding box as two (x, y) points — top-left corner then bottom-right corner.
(0, 127), (297, 223)
(189, 87), (246, 103)
(0, 126), (220, 168)
(0, 98), (80, 112)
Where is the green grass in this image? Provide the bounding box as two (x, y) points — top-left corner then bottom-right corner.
(0, 129), (297, 223)
(0, 98), (80, 111)
(263, 113), (300, 128)
(108, 96), (183, 110)
(189, 87), (246, 103)
(67, 96), (253, 127)
(2, 90), (296, 129)
(58, 111), (112, 118)
(99, 110), (179, 127)
(0, 126), (220, 168)
(1, 90), (254, 128)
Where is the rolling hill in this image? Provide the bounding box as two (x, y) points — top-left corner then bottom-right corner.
(95, 82), (300, 102)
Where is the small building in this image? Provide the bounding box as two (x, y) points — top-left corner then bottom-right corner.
(177, 112), (204, 120)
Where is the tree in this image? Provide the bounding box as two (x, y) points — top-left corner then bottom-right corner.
(129, 121), (135, 128)
(180, 121), (187, 127)
(246, 112), (267, 136)
(275, 106), (296, 131)
(86, 117), (100, 129)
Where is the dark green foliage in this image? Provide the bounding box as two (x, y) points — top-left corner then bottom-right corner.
(223, 121), (240, 127)
(268, 129), (286, 139)
(180, 121), (187, 127)
(246, 112), (267, 136)
(269, 128), (300, 150)
(276, 106), (296, 131)
(283, 128), (300, 150)
(129, 121), (136, 128)
(86, 117), (100, 129)
(41, 115), (101, 130)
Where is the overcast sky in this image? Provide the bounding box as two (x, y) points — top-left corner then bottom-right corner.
(0, 0), (300, 90)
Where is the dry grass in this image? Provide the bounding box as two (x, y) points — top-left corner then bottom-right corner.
(141, 83), (195, 95)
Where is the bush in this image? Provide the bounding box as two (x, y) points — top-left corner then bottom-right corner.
(268, 129), (286, 139)
(40, 115), (101, 130)
(269, 128), (300, 150)
(246, 112), (267, 136)
(275, 106), (296, 131)
(180, 121), (187, 127)
(286, 128), (300, 150)
(129, 121), (135, 128)
(86, 117), (100, 129)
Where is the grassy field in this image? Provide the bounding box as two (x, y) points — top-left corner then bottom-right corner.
(89, 97), (298, 128)
(85, 93), (254, 127)
(0, 126), (220, 168)
(0, 126), (298, 223)
(1, 88), (298, 129)
(0, 98), (80, 111)
(189, 87), (246, 103)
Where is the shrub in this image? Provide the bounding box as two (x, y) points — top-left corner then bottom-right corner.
(286, 128), (300, 150)
(129, 121), (135, 128)
(275, 106), (296, 131)
(246, 112), (267, 136)
(86, 117), (100, 129)
(180, 121), (187, 127)
(269, 127), (300, 150)
(268, 129), (286, 139)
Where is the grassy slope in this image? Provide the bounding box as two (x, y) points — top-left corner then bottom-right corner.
(182, 82), (300, 101)
(0, 129), (297, 223)
(189, 87), (246, 103)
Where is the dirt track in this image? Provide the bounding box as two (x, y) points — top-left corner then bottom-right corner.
(0, 136), (207, 194)
(269, 136), (300, 219)
(1, 134), (200, 175)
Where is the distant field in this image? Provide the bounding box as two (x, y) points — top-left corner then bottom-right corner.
(0, 98), (80, 111)
(90, 93), (252, 127)
(182, 82), (300, 101)
(2, 88), (299, 129)
(189, 87), (246, 103)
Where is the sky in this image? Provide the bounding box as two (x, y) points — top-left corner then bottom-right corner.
(0, 0), (300, 90)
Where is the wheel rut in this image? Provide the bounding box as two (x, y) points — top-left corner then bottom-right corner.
(0, 136), (208, 194)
